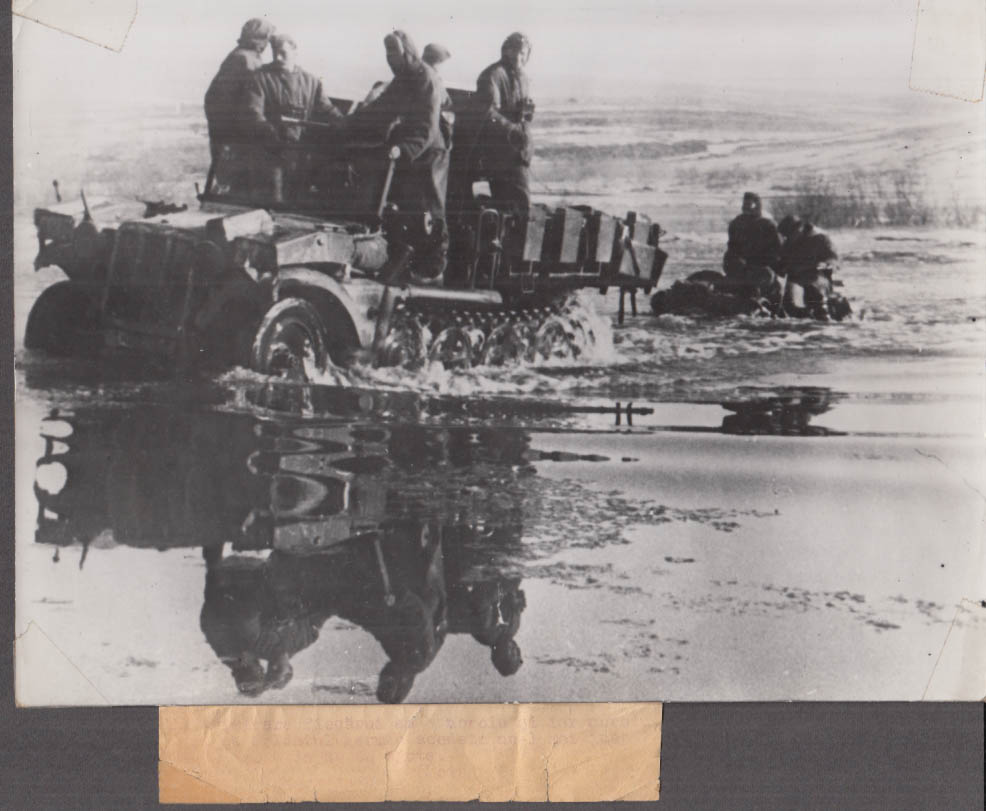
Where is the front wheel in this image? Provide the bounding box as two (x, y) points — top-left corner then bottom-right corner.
(24, 280), (102, 356)
(251, 298), (329, 381)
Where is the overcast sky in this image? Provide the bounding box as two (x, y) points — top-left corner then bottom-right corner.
(13, 0), (960, 118)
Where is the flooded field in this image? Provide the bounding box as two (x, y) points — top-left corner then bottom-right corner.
(13, 99), (986, 705)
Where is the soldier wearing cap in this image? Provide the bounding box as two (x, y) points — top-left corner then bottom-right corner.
(722, 192), (783, 304)
(204, 18), (276, 164)
(244, 34), (344, 201)
(245, 34), (344, 144)
(474, 32), (534, 209)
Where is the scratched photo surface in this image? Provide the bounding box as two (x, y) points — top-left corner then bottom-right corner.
(13, 0), (985, 705)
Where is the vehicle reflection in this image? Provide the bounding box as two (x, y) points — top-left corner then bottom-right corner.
(719, 388), (840, 436)
(33, 405), (532, 702)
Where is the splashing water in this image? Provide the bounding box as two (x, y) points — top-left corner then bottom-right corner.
(293, 292), (623, 397)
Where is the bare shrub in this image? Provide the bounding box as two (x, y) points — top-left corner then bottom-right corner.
(675, 165), (765, 191)
(770, 169), (981, 228)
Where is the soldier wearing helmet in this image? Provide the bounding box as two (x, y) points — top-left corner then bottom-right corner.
(204, 18), (276, 165)
(474, 32), (534, 209)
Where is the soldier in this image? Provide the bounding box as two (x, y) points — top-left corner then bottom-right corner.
(204, 18), (275, 188)
(244, 34), (344, 201)
(422, 43), (455, 150)
(778, 216), (839, 318)
(722, 192), (783, 306)
(353, 30), (450, 284)
(475, 32), (534, 209)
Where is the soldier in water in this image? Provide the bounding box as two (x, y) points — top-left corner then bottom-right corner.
(777, 215), (841, 319)
(721, 191), (784, 307)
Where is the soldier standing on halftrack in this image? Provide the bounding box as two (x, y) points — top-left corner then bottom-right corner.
(351, 30), (451, 284)
(475, 32), (534, 210)
(423, 43), (455, 146)
(205, 18), (276, 158)
(204, 18), (276, 187)
(244, 34), (345, 202)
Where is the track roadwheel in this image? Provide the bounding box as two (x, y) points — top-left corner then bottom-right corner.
(428, 326), (473, 369)
(377, 317), (426, 369)
(481, 322), (528, 366)
(251, 298), (328, 382)
(24, 280), (101, 356)
(534, 315), (582, 362)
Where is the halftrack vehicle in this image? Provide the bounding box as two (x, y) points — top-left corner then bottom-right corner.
(26, 89), (668, 380)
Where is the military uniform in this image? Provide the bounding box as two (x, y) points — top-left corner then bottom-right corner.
(244, 63), (343, 201)
(779, 223), (838, 317)
(205, 47), (265, 156)
(723, 212), (782, 277)
(355, 30), (450, 281)
(244, 63), (343, 143)
(721, 194), (783, 304)
(204, 18), (276, 184)
(475, 58), (532, 209)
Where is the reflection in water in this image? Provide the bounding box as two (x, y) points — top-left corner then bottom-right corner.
(31, 389), (839, 702)
(720, 388), (839, 436)
(33, 405), (534, 702)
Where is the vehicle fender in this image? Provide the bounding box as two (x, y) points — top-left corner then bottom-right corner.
(272, 267), (382, 350)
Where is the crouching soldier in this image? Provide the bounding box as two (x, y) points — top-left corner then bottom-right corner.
(244, 34), (345, 202)
(721, 192), (784, 309)
(778, 216), (846, 320)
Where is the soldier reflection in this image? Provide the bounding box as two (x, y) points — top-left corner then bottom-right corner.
(200, 519), (447, 702)
(445, 525), (527, 678)
(200, 518), (527, 702)
(720, 388), (839, 436)
(33, 406), (532, 703)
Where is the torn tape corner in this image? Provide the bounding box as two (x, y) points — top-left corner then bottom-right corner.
(909, 0), (986, 102)
(13, 0), (138, 53)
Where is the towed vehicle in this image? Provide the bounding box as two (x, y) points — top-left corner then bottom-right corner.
(25, 89), (668, 381)
(650, 267), (851, 321)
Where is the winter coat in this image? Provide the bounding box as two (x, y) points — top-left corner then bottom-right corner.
(723, 213), (782, 275)
(244, 63), (343, 144)
(204, 46), (265, 143)
(475, 60), (532, 165)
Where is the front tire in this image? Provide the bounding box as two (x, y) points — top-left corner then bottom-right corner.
(251, 298), (329, 382)
(24, 280), (101, 356)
